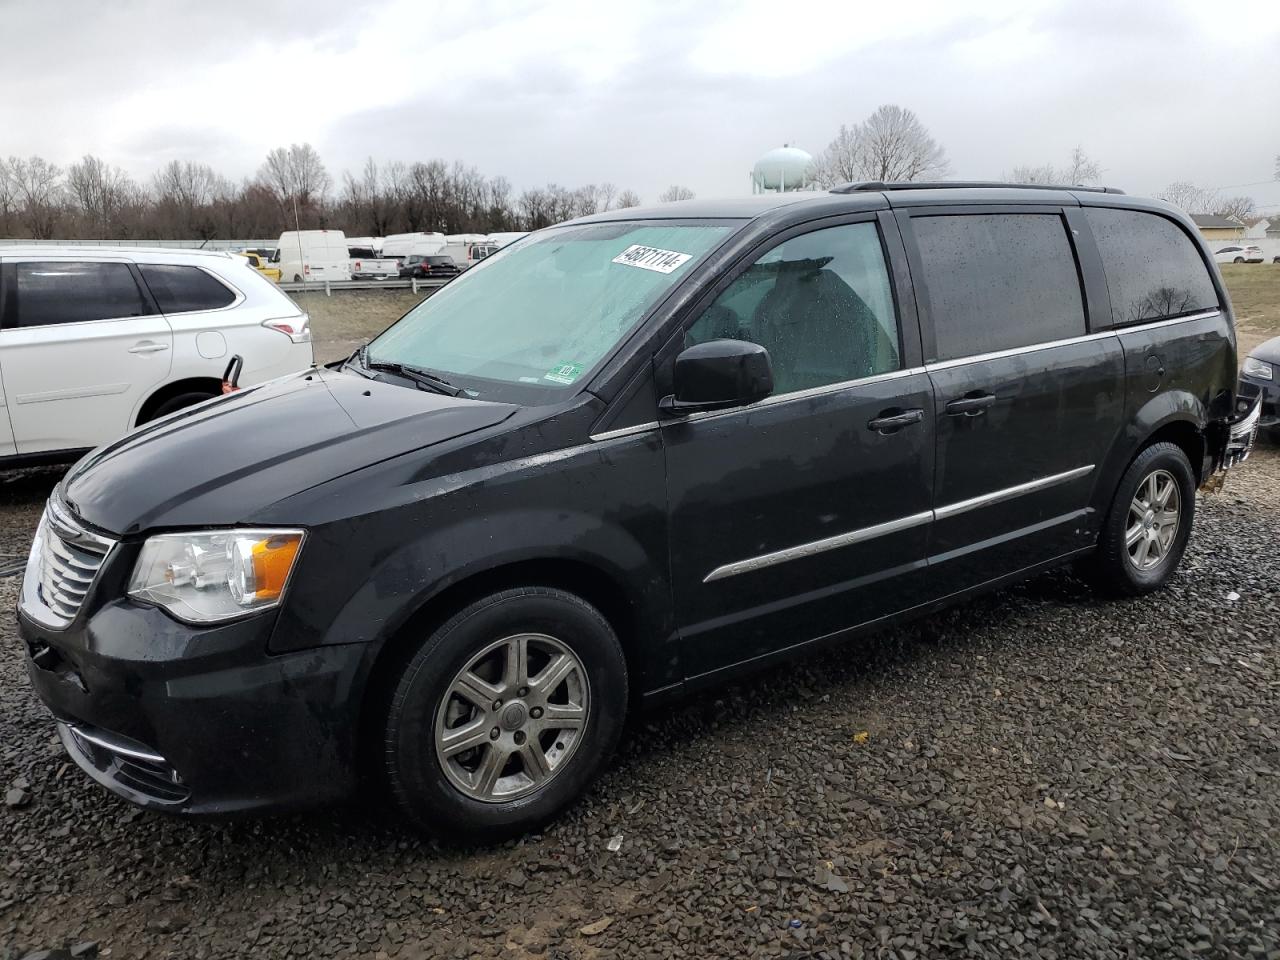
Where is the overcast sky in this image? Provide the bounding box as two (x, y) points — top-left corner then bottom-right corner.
(3, 0), (1278, 211)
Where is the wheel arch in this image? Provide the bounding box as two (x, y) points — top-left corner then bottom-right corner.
(136, 376), (223, 425)
(351, 554), (652, 784)
(1091, 393), (1210, 527)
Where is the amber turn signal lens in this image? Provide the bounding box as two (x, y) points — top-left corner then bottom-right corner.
(251, 535), (302, 600)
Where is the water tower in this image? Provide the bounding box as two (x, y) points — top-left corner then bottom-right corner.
(751, 145), (816, 193)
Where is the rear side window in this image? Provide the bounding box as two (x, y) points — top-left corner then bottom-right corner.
(140, 264), (237, 313)
(686, 221), (901, 394)
(1084, 208), (1219, 325)
(912, 213), (1085, 361)
(10, 261), (151, 328)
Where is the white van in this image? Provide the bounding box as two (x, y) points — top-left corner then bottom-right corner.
(485, 232), (529, 249)
(442, 234), (501, 270)
(380, 232), (447, 262)
(272, 230), (352, 284)
(0, 247), (313, 461)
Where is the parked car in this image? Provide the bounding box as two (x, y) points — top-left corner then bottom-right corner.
(19, 184), (1260, 840)
(381, 232), (447, 261)
(0, 247), (312, 463)
(233, 251), (282, 284)
(272, 229), (352, 283)
(1213, 244), (1264, 264)
(1241, 336), (1279, 436)
(398, 253), (462, 279)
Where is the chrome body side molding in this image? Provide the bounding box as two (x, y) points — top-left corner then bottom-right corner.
(704, 465), (1096, 583)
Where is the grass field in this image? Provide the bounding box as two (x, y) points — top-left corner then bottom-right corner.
(1220, 264), (1280, 356)
(299, 265), (1280, 365)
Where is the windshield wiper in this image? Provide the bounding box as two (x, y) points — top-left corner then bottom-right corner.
(364, 355), (464, 397)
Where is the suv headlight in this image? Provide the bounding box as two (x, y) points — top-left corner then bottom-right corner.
(128, 529), (304, 623)
(1243, 356), (1273, 381)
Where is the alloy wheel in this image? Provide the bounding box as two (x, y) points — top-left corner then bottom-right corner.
(1125, 469), (1180, 571)
(434, 633), (590, 802)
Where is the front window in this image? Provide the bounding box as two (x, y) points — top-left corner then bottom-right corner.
(366, 221), (731, 401)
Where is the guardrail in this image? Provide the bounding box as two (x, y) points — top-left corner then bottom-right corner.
(278, 278), (451, 295)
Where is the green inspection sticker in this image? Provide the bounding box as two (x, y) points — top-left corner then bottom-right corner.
(543, 362), (584, 385)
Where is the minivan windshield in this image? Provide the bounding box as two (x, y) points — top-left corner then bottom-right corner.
(365, 221), (730, 401)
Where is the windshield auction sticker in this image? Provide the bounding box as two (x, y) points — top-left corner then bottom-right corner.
(611, 244), (692, 274)
(544, 362), (584, 385)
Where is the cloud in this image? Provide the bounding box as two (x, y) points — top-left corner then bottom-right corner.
(1, 0), (1278, 205)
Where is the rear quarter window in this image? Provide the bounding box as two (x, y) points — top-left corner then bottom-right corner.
(912, 213), (1086, 361)
(1084, 207), (1219, 325)
(139, 264), (237, 313)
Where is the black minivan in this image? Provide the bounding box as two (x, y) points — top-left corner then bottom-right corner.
(20, 183), (1260, 839)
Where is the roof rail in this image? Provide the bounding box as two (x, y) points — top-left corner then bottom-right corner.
(830, 180), (1125, 195)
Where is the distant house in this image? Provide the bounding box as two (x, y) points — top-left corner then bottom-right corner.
(1190, 214), (1246, 241)
(1268, 219), (1280, 240)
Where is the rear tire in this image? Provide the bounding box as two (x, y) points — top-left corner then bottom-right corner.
(1233, 257), (1245, 264)
(384, 587), (628, 842)
(142, 390), (219, 423)
(1076, 442), (1195, 597)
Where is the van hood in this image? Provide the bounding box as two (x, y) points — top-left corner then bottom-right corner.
(62, 368), (516, 536)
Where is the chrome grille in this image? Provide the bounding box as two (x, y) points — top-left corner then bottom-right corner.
(34, 494), (114, 628)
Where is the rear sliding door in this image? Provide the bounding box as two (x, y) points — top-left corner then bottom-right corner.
(898, 206), (1125, 593)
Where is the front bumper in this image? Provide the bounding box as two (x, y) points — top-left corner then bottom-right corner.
(1239, 372), (1278, 429)
(19, 547), (368, 815)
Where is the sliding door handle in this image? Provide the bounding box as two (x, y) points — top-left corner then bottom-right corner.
(945, 393), (996, 417)
(867, 408), (924, 434)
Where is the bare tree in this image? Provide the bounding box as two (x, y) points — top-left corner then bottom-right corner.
(258, 143), (331, 221)
(0, 158), (16, 235)
(816, 105), (949, 187)
(1157, 181), (1219, 215)
(658, 185), (695, 203)
(66, 155), (141, 236)
(152, 160), (226, 238)
(7, 155), (64, 238)
(1214, 195), (1255, 221)
(815, 125), (860, 185)
(615, 189), (641, 209)
(1011, 147), (1103, 186)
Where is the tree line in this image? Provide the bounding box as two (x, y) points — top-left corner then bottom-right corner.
(2, 116), (1274, 241)
(0, 144), (655, 241)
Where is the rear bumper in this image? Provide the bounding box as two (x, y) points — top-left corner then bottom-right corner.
(1212, 387), (1264, 472)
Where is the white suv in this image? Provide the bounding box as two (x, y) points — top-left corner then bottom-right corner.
(0, 248), (313, 462)
(1213, 244), (1264, 264)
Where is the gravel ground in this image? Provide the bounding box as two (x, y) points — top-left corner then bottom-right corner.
(2, 443), (1279, 960)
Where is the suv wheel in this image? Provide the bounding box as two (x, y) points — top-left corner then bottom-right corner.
(384, 587), (627, 841)
(1233, 257), (1245, 264)
(144, 390), (219, 422)
(1077, 442), (1196, 596)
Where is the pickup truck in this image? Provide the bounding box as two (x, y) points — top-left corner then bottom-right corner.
(347, 245), (400, 280)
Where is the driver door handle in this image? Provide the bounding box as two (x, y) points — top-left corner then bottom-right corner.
(867, 408), (925, 434)
(945, 393), (996, 416)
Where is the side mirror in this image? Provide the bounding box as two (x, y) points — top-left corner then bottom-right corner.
(659, 339), (774, 416)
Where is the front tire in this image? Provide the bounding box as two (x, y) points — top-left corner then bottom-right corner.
(1233, 257), (1245, 264)
(384, 587), (628, 841)
(1077, 442), (1196, 596)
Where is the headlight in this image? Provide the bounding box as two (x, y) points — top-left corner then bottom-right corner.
(128, 529), (304, 623)
(1243, 356), (1273, 381)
